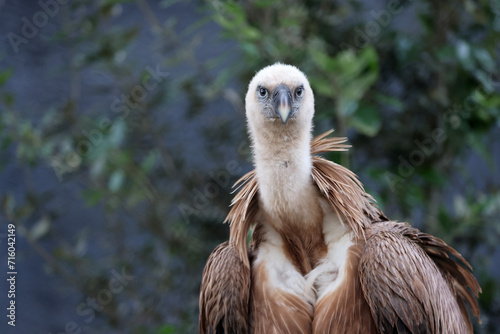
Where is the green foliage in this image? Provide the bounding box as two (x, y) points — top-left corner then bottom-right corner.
(0, 0), (499, 332)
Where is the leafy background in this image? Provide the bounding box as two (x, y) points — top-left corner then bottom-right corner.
(0, 0), (499, 333)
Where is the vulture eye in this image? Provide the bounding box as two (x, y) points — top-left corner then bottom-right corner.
(258, 87), (268, 98)
(295, 87), (304, 98)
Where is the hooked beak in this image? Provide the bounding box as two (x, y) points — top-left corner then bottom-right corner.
(273, 84), (292, 124)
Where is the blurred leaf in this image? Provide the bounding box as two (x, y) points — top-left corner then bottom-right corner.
(420, 168), (446, 187)
(438, 207), (452, 234)
(83, 189), (104, 206)
(473, 48), (495, 73)
(29, 216), (51, 240)
(3, 194), (16, 220)
(108, 169), (125, 192)
(311, 47), (379, 121)
(309, 75), (333, 97)
(310, 48), (335, 73)
(241, 42), (260, 58)
(109, 118), (127, 146)
(479, 276), (496, 307)
(456, 40), (473, 70)
(90, 155), (106, 178)
(0, 68), (13, 87)
(141, 150), (158, 173)
(349, 105), (381, 136)
(375, 93), (404, 112)
(156, 325), (176, 334)
(3, 92), (14, 107)
(454, 195), (469, 218)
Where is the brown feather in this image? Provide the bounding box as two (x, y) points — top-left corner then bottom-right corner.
(310, 129), (351, 154)
(199, 241), (250, 334)
(224, 170), (258, 268)
(395, 223), (482, 329)
(313, 243), (377, 333)
(360, 221), (480, 333)
(278, 221), (327, 276)
(250, 261), (313, 334)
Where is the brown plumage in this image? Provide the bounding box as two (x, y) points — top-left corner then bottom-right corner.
(199, 241), (250, 334)
(199, 64), (481, 334)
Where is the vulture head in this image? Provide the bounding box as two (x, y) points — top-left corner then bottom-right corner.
(245, 63), (315, 140)
(244, 63), (317, 217)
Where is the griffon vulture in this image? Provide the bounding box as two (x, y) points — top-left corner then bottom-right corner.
(199, 63), (481, 333)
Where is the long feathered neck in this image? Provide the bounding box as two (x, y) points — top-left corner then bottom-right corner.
(250, 123), (319, 226)
(226, 130), (381, 267)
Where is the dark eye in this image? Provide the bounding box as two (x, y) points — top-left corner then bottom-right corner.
(258, 87), (268, 98)
(295, 87), (304, 97)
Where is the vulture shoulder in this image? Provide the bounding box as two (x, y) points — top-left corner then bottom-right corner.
(310, 130), (388, 237)
(359, 221), (481, 334)
(199, 241), (251, 334)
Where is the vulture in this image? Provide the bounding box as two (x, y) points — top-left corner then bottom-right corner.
(199, 63), (481, 333)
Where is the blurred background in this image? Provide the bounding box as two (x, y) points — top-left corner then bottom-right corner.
(0, 0), (499, 333)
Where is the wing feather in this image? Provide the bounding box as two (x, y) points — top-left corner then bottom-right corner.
(311, 131), (388, 236)
(360, 221), (480, 334)
(224, 170), (258, 268)
(310, 129), (350, 154)
(311, 157), (386, 239)
(199, 241), (250, 334)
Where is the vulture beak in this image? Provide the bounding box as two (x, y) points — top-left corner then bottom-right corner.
(273, 84), (293, 124)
